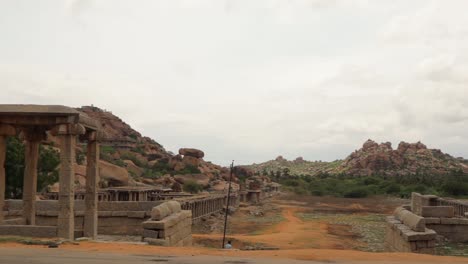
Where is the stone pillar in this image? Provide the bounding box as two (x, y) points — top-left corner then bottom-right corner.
(23, 139), (40, 225)
(84, 137), (99, 239)
(57, 134), (76, 240)
(0, 136), (5, 224)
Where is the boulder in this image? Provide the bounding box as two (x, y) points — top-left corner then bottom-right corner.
(99, 160), (129, 186)
(123, 160), (144, 177)
(179, 148), (204, 158)
(182, 156), (200, 167)
(174, 174), (210, 187)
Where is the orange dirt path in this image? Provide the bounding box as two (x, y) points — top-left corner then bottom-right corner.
(195, 206), (357, 249)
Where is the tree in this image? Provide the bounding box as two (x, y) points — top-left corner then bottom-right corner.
(5, 137), (25, 198)
(5, 137), (60, 198)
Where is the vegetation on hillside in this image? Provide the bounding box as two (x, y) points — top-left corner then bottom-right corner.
(268, 168), (468, 198)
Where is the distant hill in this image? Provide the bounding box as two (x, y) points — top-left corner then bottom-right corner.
(245, 139), (468, 177)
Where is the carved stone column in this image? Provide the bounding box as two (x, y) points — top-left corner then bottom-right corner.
(0, 136), (6, 224)
(84, 132), (99, 239)
(23, 139), (39, 225)
(0, 125), (17, 224)
(53, 124), (84, 240)
(57, 134), (76, 239)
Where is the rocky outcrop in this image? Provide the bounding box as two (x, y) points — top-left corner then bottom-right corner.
(339, 139), (466, 176)
(179, 148), (204, 159)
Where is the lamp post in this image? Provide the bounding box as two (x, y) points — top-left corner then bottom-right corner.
(222, 160), (234, 248)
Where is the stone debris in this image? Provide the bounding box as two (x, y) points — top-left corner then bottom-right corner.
(142, 201), (192, 247)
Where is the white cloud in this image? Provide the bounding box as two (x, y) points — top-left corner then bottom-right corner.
(0, 0), (467, 164)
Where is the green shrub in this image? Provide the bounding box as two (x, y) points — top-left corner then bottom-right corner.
(178, 164), (201, 175)
(183, 180), (203, 194)
(343, 187), (369, 198)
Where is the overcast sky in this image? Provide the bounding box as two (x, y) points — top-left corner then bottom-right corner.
(1, 0), (467, 166)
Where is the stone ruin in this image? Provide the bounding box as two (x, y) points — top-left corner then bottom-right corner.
(386, 192), (468, 254)
(142, 201), (192, 247)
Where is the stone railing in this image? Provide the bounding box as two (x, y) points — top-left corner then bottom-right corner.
(385, 207), (437, 254)
(435, 198), (468, 218)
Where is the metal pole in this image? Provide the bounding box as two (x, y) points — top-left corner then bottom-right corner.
(222, 160), (234, 248)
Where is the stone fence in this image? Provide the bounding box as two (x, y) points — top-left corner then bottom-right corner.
(386, 192), (468, 254)
(1, 193), (239, 237)
(385, 207), (437, 254)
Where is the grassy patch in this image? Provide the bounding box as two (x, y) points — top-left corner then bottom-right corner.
(298, 212), (387, 252)
(246, 212), (285, 236)
(436, 243), (468, 257)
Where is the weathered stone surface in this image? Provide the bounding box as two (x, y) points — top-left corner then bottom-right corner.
(144, 237), (169, 246)
(441, 218), (468, 225)
(150, 203), (171, 221)
(424, 217), (441, 224)
(0, 225), (57, 238)
(402, 229), (437, 242)
(166, 201), (181, 214)
(99, 160), (129, 186)
(127, 211), (146, 219)
(179, 148), (204, 158)
(421, 206), (454, 218)
(142, 228), (160, 239)
(394, 207), (426, 232)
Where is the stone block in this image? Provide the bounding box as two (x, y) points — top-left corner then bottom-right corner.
(424, 217), (441, 224)
(416, 240), (427, 248)
(142, 220), (164, 230)
(395, 208), (426, 232)
(98, 211), (113, 217)
(182, 236), (192, 247)
(151, 203), (170, 221)
(45, 210), (59, 217)
(440, 218), (468, 225)
(111, 211), (128, 217)
(421, 206), (454, 218)
(75, 211), (85, 217)
(0, 225), (57, 238)
(402, 229), (437, 241)
(128, 211), (146, 219)
(144, 237), (169, 246)
(166, 201), (181, 214)
(427, 240), (436, 248)
(142, 229), (160, 239)
(417, 247), (435, 254)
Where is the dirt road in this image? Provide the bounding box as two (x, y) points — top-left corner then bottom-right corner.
(194, 206), (358, 250)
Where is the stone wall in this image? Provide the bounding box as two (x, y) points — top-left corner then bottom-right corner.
(2, 194), (237, 237)
(142, 201), (192, 247)
(3, 200), (162, 236)
(385, 207), (437, 254)
(387, 192), (468, 253)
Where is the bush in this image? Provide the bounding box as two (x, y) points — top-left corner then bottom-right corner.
(343, 187), (369, 198)
(385, 183), (401, 194)
(179, 164), (201, 175)
(183, 180), (203, 194)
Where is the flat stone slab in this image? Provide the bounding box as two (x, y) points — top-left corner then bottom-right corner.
(421, 206), (454, 218)
(0, 225), (57, 238)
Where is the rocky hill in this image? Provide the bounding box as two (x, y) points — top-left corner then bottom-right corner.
(50, 106), (238, 193)
(246, 140), (468, 177)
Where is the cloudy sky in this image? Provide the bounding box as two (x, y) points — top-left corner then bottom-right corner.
(1, 0), (467, 166)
